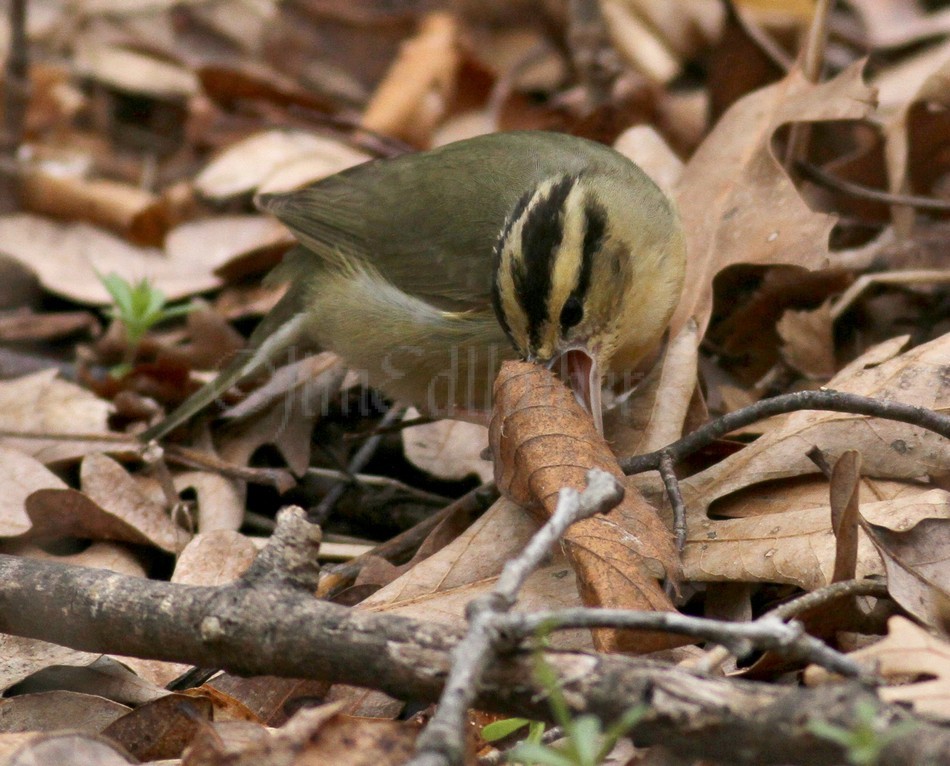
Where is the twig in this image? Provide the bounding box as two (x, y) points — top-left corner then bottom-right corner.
(695, 578), (889, 673)
(0, 0), (28, 211)
(620, 389), (950, 475)
(783, 0), (833, 169)
(722, 0), (793, 72)
(318, 482), (497, 598)
(306, 466), (451, 506)
(310, 404), (405, 523)
(500, 609), (868, 681)
(830, 269), (950, 321)
(796, 160), (950, 212)
(408, 469), (625, 766)
(658, 450), (686, 553)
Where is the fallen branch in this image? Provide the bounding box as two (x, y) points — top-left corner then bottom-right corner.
(0, 551), (947, 764)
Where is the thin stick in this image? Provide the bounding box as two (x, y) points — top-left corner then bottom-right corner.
(408, 470), (624, 766)
(620, 389), (950, 475)
(658, 450), (686, 553)
(501, 608), (868, 681)
(797, 160), (950, 212)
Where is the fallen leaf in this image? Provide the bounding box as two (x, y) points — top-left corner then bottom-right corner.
(491, 361), (679, 653)
(0, 214), (234, 304)
(402, 414), (492, 483)
(361, 12), (459, 145)
(777, 300), (836, 380)
(861, 510), (950, 628)
(0, 369), (114, 464)
(671, 61), (877, 339)
(679, 333), (950, 514)
(806, 616), (950, 720)
(102, 693), (212, 762)
(0, 690), (129, 734)
(683, 487), (950, 590)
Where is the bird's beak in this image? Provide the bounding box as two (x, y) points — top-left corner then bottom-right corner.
(548, 346), (603, 434)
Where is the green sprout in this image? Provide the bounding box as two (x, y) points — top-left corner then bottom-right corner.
(808, 699), (918, 766)
(485, 630), (646, 766)
(99, 272), (194, 374)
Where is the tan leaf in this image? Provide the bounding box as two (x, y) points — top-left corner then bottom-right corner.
(0, 691), (129, 734)
(0, 369), (113, 464)
(671, 61), (877, 339)
(490, 361), (679, 653)
(680, 334), (950, 515)
(806, 616), (950, 720)
(173, 531), (258, 586)
(777, 300), (836, 380)
(0, 447), (66, 536)
(0, 214), (235, 304)
(861, 509), (950, 628)
(23, 454), (189, 553)
(197, 130), (371, 202)
(829, 451), (861, 583)
(361, 12), (458, 146)
(102, 693), (212, 762)
(174, 472), (245, 533)
(401, 414), (492, 483)
(683, 487), (950, 590)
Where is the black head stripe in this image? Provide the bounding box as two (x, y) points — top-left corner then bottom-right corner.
(573, 199), (606, 303)
(516, 175), (576, 347)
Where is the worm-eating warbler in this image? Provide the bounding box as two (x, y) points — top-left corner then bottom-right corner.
(141, 131), (685, 440)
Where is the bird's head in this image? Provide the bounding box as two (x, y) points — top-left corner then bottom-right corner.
(491, 171), (686, 431)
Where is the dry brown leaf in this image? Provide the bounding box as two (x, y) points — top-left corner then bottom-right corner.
(173, 472), (245, 533)
(861, 508), (950, 628)
(683, 487), (950, 590)
(680, 333), (950, 515)
(217, 354), (346, 475)
(74, 42), (198, 99)
(11, 541), (147, 578)
(0, 369), (113, 464)
(19, 171), (167, 246)
(183, 703), (419, 766)
(0, 447), (67, 536)
(165, 216), (293, 283)
(829, 450), (861, 583)
(671, 61), (877, 339)
(847, 0), (950, 49)
(777, 300), (836, 380)
(197, 130), (371, 202)
(361, 12), (459, 146)
(102, 693), (212, 762)
(490, 361), (679, 653)
(613, 125), (684, 198)
(0, 635), (100, 693)
(0, 214), (233, 304)
(605, 320), (699, 459)
(172, 530), (258, 585)
(806, 616), (950, 720)
(4, 732), (136, 765)
(401, 414), (492, 483)
(0, 690), (129, 734)
(22, 454), (190, 553)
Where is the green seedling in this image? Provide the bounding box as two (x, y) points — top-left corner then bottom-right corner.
(494, 631), (646, 766)
(99, 272), (194, 374)
(808, 699), (918, 766)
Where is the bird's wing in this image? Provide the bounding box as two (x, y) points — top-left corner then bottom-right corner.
(256, 131), (624, 311)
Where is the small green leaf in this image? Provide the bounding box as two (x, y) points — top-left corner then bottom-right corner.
(482, 718), (532, 742)
(507, 742), (575, 766)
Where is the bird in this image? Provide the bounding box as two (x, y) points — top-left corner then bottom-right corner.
(139, 130), (686, 442)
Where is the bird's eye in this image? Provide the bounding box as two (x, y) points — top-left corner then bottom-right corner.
(559, 296), (584, 330)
